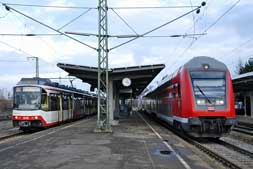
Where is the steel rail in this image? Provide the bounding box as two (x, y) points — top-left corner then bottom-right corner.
(212, 139), (253, 158)
(141, 112), (243, 169)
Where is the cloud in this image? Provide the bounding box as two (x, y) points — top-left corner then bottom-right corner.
(0, 0), (252, 92)
(109, 51), (136, 67)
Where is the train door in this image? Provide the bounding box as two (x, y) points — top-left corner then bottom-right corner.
(246, 96), (251, 116)
(82, 96), (87, 115)
(68, 96), (72, 120)
(58, 95), (63, 123)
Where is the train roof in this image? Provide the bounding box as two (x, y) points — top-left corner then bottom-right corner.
(144, 56), (228, 97)
(16, 78), (95, 97)
(184, 56), (227, 71)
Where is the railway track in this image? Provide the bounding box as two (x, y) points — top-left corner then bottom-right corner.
(233, 124), (253, 136)
(0, 132), (24, 142)
(143, 113), (252, 169)
(214, 139), (253, 158)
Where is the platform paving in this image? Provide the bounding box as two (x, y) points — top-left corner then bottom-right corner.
(0, 113), (214, 169)
(236, 115), (253, 126)
(0, 120), (20, 138)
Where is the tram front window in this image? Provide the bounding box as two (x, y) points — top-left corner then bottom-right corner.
(14, 87), (41, 110)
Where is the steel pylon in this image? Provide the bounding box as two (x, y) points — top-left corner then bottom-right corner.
(95, 0), (111, 132)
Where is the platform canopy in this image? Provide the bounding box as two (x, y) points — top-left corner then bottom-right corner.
(57, 63), (165, 96)
(232, 72), (253, 92)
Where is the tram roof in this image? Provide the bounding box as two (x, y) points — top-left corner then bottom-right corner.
(232, 72), (253, 92)
(57, 63), (165, 96)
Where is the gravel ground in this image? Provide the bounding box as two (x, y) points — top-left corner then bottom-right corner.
(221, 136), (253, 153)
(201, 141), (253, 169)
(228, 131), (253, 144)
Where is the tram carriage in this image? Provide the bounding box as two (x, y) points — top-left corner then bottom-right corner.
(142, 56), (236, 138)
(12, 78), (97, 131)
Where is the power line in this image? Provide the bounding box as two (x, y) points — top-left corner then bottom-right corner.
(110, 8), (138, 35)
(4, 3), (200, 9)
(3, 3), (97, 9)
(57, 8), (92, 31)
(0, 11), (9, 18)
(174, 0), (240, 59)
(110, 4), (204, 51)
(110, 33), (206, 38)
(9, 12), (60, 64)
(0, 59), (27, 62)
(0, 40), (37, 58)
(226, 37), (253, 56)
(204, 0), (240, 33)
(108, 6), (199, 9)
(2, 3), (97, 50)
(0, 33), (61, 36)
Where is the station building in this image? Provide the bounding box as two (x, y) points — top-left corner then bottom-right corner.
(233, 72), (253, 118)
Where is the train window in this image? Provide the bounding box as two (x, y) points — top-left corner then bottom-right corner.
(13, 86), (41, 110)
(190, 71), (226, 106)
(50, 95), (59, 111)
(178, 84), (181, 97)
(41, 94), (48, 111)
(63, 96), (69, 110)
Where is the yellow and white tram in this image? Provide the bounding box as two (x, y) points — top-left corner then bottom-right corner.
(12, 78), (97, 131)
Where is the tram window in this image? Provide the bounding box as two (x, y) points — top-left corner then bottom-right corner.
(63, 96), (68, 110)
(50, 95), (59, 111)
(41, 94), (48, 111)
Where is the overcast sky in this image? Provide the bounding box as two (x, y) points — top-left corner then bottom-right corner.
(0, 0), (252, 92)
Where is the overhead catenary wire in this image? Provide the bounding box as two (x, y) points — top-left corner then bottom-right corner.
(2, 3), (97, 9)
(2, 3), (97, 51)
(3, 3), (199, 10)
(176, 0), (241, 59)
(160, 0), (241, 82)
(0, 11), (9, 18)
(108, 6), (200, 9)
(0, 59), (27, 62)
(110, 8), (138, 35)
(57, 8), (92, 31)
(109, 4), (203, 51)
(0, 40), (37, 58)
(0, 33), (61, 36)
(203, 0), (240, 33)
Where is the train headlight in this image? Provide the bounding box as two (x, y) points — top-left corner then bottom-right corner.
(15, 116), (18, 119)
(220, 100), (224, 105)
(35, 116), (38, 120)
(196, 99), (205, 105)
(215, 99), (224, 105)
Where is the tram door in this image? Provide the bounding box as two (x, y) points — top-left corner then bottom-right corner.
(58, 95), (63, 122)
(246, 96), (251, 116)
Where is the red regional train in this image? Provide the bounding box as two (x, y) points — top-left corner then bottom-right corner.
(142, 56), (236, 138)
(12, 78), (97, 131)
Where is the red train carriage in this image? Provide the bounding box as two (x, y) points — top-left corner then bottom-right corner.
(12, 78), (97, 131)
(143, 56), (236, 138)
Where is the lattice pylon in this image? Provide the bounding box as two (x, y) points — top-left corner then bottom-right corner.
(95, 0), (111, 132)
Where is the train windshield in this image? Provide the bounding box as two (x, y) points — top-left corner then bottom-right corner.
(190, 72), (226, 106)
(14, 86), (41, 110)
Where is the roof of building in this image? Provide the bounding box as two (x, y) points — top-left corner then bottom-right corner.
(57, 63), (165, 96)
(232, 72), (253, 92)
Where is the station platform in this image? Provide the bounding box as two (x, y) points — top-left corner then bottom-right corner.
(0, 112), (214, 169)
(236, 115), (253, 126)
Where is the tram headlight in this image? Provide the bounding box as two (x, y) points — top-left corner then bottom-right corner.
(196, 99), (205, 105)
